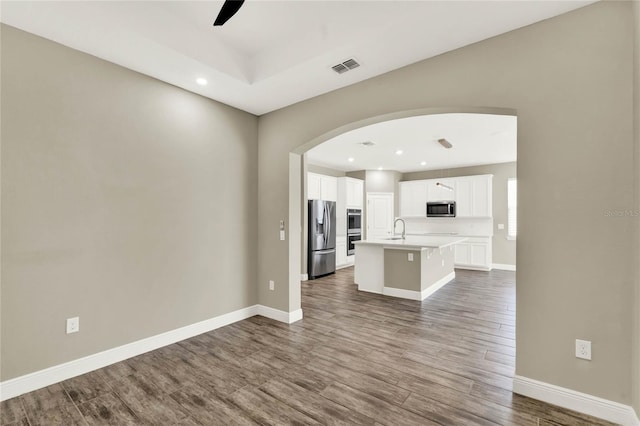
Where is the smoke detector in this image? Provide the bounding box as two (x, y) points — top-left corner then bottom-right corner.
(332, 58), (360, 74)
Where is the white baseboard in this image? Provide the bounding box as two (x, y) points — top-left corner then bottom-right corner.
(513, 375), (640, 426)
(383, 271), (455, 301)
(257, 305), (303, 324)
(492, 263), (516, 271)
(455, 264), (491, 271)
(0, 304), (302, 402)
(300, 273), (308, 281)
(383, 286), (422, 300)
(421, 271), (455, 299)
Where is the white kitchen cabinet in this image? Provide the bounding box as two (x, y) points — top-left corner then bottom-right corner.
(307, 172), (337, 202)
(399, 180), (428, 217)
(336, 236), (348, 267)
(307, 173), (321, 200)
(346, 178), (363, 208)
(427, 178), (455, 202)
(455, 237), (492, 271)
(454, 175), (492, 218)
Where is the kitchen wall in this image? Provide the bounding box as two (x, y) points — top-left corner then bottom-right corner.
(403, 162), (517, 266)
(633, 0), (640, 416)
(365, 170), (402, 219)
(307, 163), (346, 177)
(1, 25), (259, 380)
(258, 1), (635, 407)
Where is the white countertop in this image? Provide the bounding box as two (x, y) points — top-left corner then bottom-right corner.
(354, 235), (467, 249)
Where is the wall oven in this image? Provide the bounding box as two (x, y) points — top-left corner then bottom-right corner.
(347, 233), (361, 256)
(347, 209), (362, 234)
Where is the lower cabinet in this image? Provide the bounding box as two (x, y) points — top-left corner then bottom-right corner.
(336, 237), (348, 267)
(455, 237), (492, 271)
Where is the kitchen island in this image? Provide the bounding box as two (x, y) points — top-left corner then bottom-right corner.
(353, 236), (466, 301)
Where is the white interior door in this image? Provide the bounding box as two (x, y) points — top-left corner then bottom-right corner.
(366, 192), (394, 239)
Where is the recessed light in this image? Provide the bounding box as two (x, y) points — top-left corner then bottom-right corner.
(377, 167), (383, 171)
(395, 150), (403, 155)
(420, 161), (427, 166)
(347, 157), (354, 162)
(196, 78), (208, 86)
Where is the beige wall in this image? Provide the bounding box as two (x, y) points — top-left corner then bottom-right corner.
(384, 249), (421, 291)
(307, 163), (346, 177)
(258, 2), (635, 405)
(1, 26), (259, 380)
(633, 0), (640, 415)
(403, 162), (517, 266)
(365, 170), (402, 219)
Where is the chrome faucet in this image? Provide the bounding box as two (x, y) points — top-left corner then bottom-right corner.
(394, 218), (406, 240)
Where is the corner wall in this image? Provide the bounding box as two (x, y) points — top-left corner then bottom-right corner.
(1, 25), (259, 380)
(258, 1), (635, 405)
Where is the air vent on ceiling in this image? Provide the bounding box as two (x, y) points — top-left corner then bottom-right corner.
(359, 141), (375, 147)
(331, 58), (360, 74)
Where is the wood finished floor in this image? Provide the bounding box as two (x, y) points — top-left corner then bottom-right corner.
(1, 267), (615, 425)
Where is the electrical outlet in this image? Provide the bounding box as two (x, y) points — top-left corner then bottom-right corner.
(269, 280), (275, 291)
(575, 339), (591, 360)
(441, 260), (445, 267)
(407, 253), (414, 262)
(280, 230), (285, 241)
(498, 223), (505, 230)
(66, 317), (79, 334)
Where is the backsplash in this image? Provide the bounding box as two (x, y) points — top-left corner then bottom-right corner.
(401, 217), (493, 237)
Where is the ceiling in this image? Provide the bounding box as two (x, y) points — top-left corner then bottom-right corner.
(1, 1), (594, 115)
(306, 113), (517, 173)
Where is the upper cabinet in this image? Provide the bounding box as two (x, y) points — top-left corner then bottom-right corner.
(307, 172), (337, 202)
(345, 178), (364, 208)
(399, 174), (492, 218)
(455, 175), (492, 218)
(426, 178), (456, 202)
(399, 180), (427, 217)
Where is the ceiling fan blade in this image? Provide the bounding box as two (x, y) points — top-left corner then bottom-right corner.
(214, 0), (245, 26)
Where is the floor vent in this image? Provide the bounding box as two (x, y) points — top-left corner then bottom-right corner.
(331, 58), (360, 74)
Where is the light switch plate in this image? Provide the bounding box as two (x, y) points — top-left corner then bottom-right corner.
(407, 253), (414, 262)
(498, 224), (505, 230)
(280, 230), (285, 241)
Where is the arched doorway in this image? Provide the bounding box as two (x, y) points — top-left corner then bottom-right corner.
(287, 106), (517, 315)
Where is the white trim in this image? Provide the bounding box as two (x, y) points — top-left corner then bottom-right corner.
(336, 263), (354, 271)
(513, 375), (640, 426)
(455, 264), (491, 272)
(383, 286), (422, 300)
(256, 305), (303, 324)
(421, 271), (455, 299)
(300, 273), (309, 281)
(0, 304), (304, 401)
(492, 263), (516, 271)
(0, 305), (259, 401)
(383, 271), (455, 301)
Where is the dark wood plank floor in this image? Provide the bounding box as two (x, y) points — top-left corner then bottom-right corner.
(1, 268), (615, 425)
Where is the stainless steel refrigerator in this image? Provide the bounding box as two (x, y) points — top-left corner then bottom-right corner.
(308, 199), (336, 279)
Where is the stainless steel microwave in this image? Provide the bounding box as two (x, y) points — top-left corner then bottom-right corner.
(427, 201), (456, 217)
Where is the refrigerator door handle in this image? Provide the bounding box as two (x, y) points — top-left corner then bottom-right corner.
(315, 248), (335, 255)
(326, 205), (331, 246)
